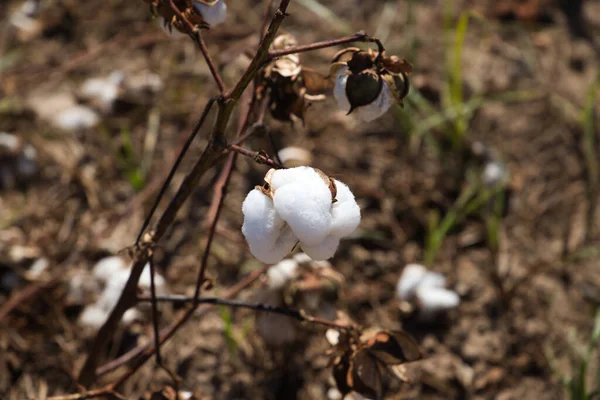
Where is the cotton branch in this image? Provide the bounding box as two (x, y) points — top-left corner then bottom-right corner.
(137, 294), (354, 331)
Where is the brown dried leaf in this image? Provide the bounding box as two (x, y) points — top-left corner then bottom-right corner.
(366, 330), (421, 365)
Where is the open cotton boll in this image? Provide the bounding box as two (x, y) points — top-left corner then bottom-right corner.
(333, 67), (352, 113)
(193, 0), (227, 26)
(272, 183), (332, 246)
(267, 258), (299, 289)
(415, 286), (460, 316)
(242, 189), (299, 264)
(54, 105), (99, 131)
(396, 264), (427, 300)
(329, 179), (361, 238)
(301, 235), (340, 261)
(79, 305), (109, 329)
(419, 271), (446, 289)
(93, 256), (128, 282)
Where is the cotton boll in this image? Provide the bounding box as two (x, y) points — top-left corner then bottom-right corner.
(79, 305), (109, 329)
(80, 77), (120, 111)
(396, 263), (427, 301)
(325, 329), (340, 346)
(93, 256), (128, 282)
(122, 308), (143, 324)
(415, 286), (460, 317)
(301, 235), (340, 261)
(267, 258), (299, 289)
(292, 252), (313, 265)
(354, 80), (393, 122)
(277, 146), (312, 168)
(242, 189), (298, 263)
(193, 0), (227, 26)
(54, 105), (99, 131)
(329, 179), (361, 238)
(419, 271), (446, 289)
(273, 183), (332, 246)
(138, 262), (166, 294)
(269, 166), (319, 191)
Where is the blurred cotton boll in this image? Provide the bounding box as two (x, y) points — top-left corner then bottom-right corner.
(54, 105), (100, 131)
(241, 167), (361, 263)
(193, 0), (227, 26)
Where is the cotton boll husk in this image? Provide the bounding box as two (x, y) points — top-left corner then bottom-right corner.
(242, 189), (298, 263)
(301, 235), (340, 261)
(416, 286), (460, 317)
(272, 182), (332, 246)
(328, 179), (361, 238)
(54, 105), (99, 131)
(396, 263), (427, 301)
(267, 258), (299, 289)
(354, 80), (393, 122)
(193, 0), (227, 26)
(333, 67), (351, 113)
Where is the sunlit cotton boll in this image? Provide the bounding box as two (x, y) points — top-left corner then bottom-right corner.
(267, 258), (299, 290)
(54, 105), (99, 131)
(193, 0), (227, 26)
(333, 66), (393, 122)
(415, 286), (460, 317)
(241, 167), (361, 263)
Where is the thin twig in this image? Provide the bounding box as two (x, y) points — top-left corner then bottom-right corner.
(137, 295), (353, 331)
(266, 31), (370, 60)
(227, 144), (283, 169)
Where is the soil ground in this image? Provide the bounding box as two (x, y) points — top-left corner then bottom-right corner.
(1, 0), (600, 399)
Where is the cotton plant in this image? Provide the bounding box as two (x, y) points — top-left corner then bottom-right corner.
(396, 263), (460, 320)
(331, 48), (412, 122)
(242, 166), (361, 264)
(78, 256), (167, 329)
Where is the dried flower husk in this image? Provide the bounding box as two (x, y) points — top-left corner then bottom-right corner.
(145, 0), (217, 33)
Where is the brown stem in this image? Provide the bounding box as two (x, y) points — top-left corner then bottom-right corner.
(137, 295), (354, 331)
(227, 144), (283, 169)
(167, 0), (225, 93)
(266, 31), (370, 60)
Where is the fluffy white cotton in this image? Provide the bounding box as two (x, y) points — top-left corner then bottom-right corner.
(80, 72), (124, 111)
(242, 189), (298, 264)
(329, 180), (361, 237)
(277, 146), (312, 167)
(301, 235), (340, 260)
(325, 328), (340, 346)
(396, 263), (428, 301)
(193, 0), (227, 26)
(334, 66), (394, 122)
(79, 305), (109, 329)
(273, 183), (332, 246)
(93, 256), (128, 282)
(242, 167), (361, 263)
(267, 258), (299, 289)
(54, 105), (99, 131)
(396, 263), (460, 318)
(416, 287), (460, 315)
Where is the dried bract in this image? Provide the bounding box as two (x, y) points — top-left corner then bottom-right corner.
(330, 329), (421, 399)
(145, 0), (226, 34)
(262, 34), (332, 122)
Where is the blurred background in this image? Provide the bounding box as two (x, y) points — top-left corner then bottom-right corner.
(1, 0), (599, 399)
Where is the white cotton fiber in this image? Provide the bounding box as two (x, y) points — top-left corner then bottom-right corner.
(242, 189), (298, 264)
(54, 105), (99, 131)
(419, 271), (446, 289)
(273, 183), (332, 246)
(138, 262), (166, 293)
(415, 286), (460, 314)
(333, 67), (351, 113)
(193, 0), (227, 26)
(79, 305), (109, 329)
(267, 258), (299, 289)
(301, 235), (340, 261)
(93, 256), (127, 282)
(269, 166), (318, 191)
(396, 263), (427, 300)
(329, 180), (361, 237)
